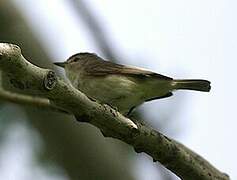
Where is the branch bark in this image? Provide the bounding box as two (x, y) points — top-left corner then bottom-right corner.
(0, 43), (230, 180)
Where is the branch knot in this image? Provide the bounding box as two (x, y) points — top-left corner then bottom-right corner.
(44, 70), (57, 90)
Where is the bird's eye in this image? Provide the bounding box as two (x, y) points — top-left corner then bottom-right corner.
(68, 57), (80, 63)
(72, 57), (80, 62)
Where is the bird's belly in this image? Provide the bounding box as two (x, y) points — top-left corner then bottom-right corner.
(77, 75), (143, 114)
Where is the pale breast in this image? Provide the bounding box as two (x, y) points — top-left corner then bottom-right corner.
(79, 75), (144, 113)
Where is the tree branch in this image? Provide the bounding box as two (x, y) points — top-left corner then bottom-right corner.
(0, 43), (229, 180)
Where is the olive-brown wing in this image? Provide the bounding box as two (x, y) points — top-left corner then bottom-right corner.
(84, 59), (172, 80)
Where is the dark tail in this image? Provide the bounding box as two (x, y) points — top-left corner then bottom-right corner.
(172, 79), (211, 92)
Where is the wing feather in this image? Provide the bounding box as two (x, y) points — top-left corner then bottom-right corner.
(84, 59), (172, 80)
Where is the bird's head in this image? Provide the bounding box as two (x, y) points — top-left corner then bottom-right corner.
(53, 52), (98, 68)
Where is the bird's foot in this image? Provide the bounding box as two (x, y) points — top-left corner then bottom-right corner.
(126, 106), (136, 117)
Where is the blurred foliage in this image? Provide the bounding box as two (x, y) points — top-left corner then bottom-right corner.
(70, 0), (119, 60)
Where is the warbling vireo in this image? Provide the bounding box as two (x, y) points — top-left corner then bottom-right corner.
(54, 53), (211, 115)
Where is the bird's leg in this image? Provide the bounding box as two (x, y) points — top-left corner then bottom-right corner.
(126, 106), (136, 117)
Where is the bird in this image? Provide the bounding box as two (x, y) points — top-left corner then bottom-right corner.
(54, 53), (211, 115)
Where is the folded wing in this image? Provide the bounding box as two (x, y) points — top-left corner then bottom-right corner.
(84, 58), (172, 80)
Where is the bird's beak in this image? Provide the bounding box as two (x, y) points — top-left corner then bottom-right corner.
(53, 61), (67, 68)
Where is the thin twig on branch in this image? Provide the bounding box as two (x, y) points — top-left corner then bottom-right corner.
(0, 43), (229, 180)
(0, 88), (68, 113)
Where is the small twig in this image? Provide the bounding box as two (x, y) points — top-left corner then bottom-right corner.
(0, 88), (69, 113)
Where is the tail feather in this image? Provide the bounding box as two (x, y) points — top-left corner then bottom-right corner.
(172, 79), (211, 92)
